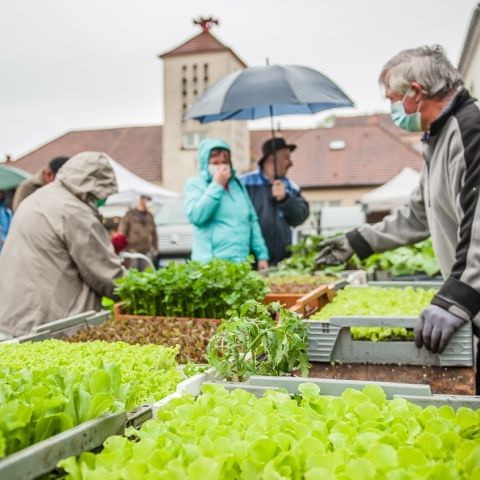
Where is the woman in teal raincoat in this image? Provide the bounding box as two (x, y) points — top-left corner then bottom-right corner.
(184, 138), (269, 268)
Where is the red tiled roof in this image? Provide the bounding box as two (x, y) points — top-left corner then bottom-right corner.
(249, 114), (422, 188)
(12, 114), (422, 189)
(159, 30), (247, 67)
(13, 126), (163, 183)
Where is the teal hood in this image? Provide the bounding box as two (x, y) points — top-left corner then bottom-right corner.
(184, 138), (269, 264)
(198, 138), (235, 181)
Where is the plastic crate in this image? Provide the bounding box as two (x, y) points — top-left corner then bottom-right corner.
(152, 374), (480, 413)
(0, 412), (127, 480)
(304, 284), (473, 367)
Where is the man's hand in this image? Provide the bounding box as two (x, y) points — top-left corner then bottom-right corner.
(315, 235), (354, 267)
(213, 165), (231, 186)
(272, 180), (287, 201)
(415, 305), (467, 354)
(258, 259), (269, 271)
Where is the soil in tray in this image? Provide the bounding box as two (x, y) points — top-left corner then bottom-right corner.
(307, 362), (475, 395)
(267, 282), (321, 294)
(67, 317), (219, 364)
(264, 274), (337, 294)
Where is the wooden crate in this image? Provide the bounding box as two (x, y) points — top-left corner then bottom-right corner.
(264, 285), (334, 313)
(290, 285), (335, 318)
(263, 293), (304, 308)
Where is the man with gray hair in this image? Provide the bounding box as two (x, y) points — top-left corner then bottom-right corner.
(316, 45), (480, 362)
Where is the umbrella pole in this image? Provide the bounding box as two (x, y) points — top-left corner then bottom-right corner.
(265, 57), (278, 179)
(269, 104), (278, 179)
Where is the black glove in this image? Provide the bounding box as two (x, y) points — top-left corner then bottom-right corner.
(315, 235), (354, 267)
(415, 304), (467, 354)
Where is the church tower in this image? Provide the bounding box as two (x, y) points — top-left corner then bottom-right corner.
(159, 17), (250, 193)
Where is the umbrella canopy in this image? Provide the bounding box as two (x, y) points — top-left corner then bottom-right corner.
(186, 64), (354, 123)
(0, 164), (32, 190)
(106, 158), (177, 206)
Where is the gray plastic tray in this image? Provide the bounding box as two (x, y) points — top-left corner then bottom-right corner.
(0, 412), (126, 480)
(154, 375), (480, 411)
(305, 316), (472, 366)
(306, 282), (472, 367)
(15, 310), (111, 343)
(367, 280), (443, 289)
(0, 404), (154, 480)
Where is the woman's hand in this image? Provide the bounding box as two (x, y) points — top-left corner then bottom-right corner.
(258, 259), (269, 271)
(213, 165), (231, 186)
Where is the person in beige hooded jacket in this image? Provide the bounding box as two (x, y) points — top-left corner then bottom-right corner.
(0, 152), (124, 337)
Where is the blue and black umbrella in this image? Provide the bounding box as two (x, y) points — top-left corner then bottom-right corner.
(186, 64), (354, 123)
(186, 64), (354, 176)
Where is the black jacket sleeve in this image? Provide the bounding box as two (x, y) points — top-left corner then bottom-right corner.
(278, 191), (310, 227)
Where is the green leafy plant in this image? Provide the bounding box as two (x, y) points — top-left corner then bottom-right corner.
(206, 300), (309, 381)
(0, 340), (181, 459)
(278, 235), (440, 278)
(115, 259), (268, 318)
(60, 383), (480, 479)
(276, 235), (325, 273)
(358, 239), (440, 277)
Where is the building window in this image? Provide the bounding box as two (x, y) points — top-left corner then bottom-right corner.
(182, 132), (206, 150)
(181, 77), (187, 99)
(204, 63), (209, 83)
(329, 140), (346, 150)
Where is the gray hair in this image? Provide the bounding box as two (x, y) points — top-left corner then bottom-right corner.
(379, 45), (463, 98)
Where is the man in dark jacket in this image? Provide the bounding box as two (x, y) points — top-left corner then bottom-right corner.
(119, 194), (158, 269)
(240, 137), (309, 265)
(316, 45), (480, 362)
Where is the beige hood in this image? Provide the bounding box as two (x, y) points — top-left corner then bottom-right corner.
(56, 151), (118, 203)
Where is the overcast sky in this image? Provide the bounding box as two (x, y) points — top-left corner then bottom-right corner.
(0, 0), (477, 158)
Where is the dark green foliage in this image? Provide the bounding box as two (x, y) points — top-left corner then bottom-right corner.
(115, 259), (268, 319)
(279, 235), (440, 277)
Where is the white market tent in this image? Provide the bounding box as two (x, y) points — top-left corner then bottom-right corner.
(107, 159), (177, 206)
(360, 167), (420, 212)
(99, 159), (177, 218)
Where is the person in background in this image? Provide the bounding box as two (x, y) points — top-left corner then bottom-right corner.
(316, 45), (480, 362)
(0, 191), (13, 253)
(118, 194), (158, 270)
(184, 138), (269, 269)
(0, 152), (124, 337)
(12, 156), (70, 212)
(240, 137), (309, 265)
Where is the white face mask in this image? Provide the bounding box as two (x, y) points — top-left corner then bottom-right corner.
(208, 164), (230, 177)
